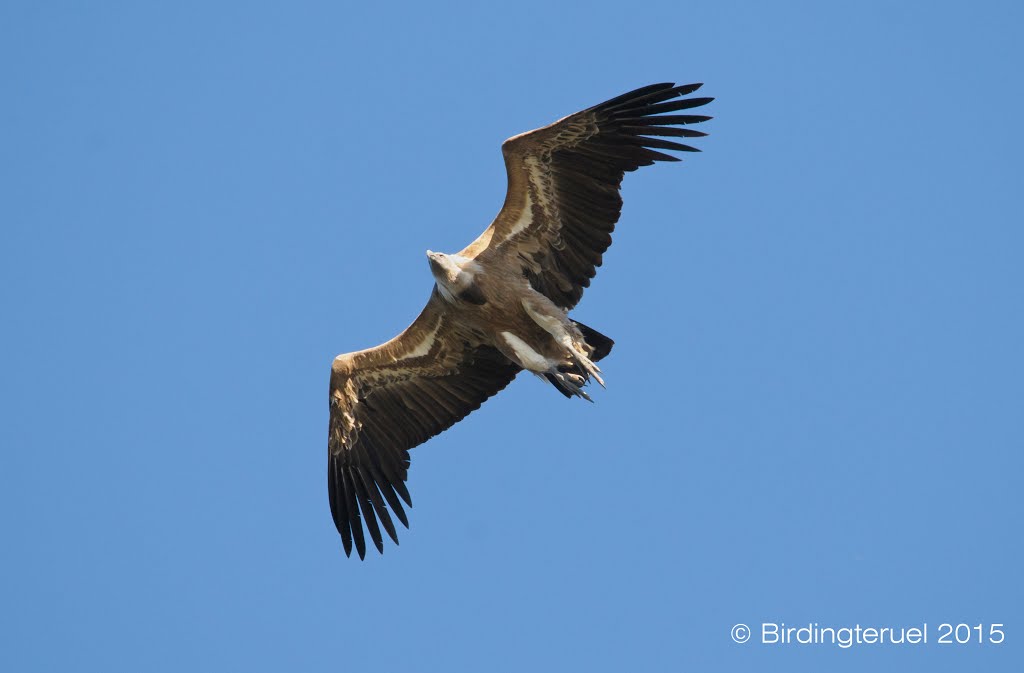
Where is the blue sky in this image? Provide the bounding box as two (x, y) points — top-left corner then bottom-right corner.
(2, 1), (1022, 671)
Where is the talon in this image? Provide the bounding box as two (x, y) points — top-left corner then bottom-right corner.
(579, 354), (605, 388)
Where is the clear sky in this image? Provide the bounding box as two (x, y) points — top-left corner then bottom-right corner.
(2, 1), (1021, 671)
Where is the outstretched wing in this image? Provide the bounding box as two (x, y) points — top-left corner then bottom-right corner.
(459, 82), (712, 309)
(328, 290), (521, 559)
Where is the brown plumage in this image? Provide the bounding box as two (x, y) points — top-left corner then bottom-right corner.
(329, 82), (712, 558)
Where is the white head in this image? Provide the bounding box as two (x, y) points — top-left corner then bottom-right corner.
(426, 250), (481, 303)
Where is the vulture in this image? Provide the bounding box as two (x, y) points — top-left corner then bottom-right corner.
(329, 82), (712, 558)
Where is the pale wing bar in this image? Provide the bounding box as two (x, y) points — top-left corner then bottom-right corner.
(329, 345), (520, 558)
(506, 82), (713, 309)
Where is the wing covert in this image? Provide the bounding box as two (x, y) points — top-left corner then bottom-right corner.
(460, 82), (713, 309)
(328, 293), (521, 558)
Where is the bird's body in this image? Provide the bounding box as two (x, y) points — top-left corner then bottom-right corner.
(429, 250), (609, 394)
(329, 82), (712, 558)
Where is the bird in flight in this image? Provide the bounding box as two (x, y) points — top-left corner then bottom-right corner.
(329, 82), (712, 558)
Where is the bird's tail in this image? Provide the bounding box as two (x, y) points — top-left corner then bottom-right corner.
(572, 320), (614, 362)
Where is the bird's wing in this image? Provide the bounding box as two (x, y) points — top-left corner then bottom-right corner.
(459, 82), (712, 310)
(328, 290), (521, 558)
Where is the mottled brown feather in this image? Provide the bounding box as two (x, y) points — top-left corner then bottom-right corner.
(328, 291), (520, 558)
(459, 82), (712, 309)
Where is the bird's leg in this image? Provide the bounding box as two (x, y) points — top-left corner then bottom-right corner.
(543, 364), (593, 402)
(521, 296), (605, 388)
(571, 347), (605, 388)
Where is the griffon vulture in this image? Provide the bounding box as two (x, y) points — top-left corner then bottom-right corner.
(329, 82), (712, 558)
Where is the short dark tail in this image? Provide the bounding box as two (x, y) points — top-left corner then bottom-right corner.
(572, 320), (614, 361)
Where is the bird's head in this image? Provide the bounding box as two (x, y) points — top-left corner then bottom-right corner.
(426, 250), (481, 303)
(426, 250), (453, 283)
(426, 249), (458, 298)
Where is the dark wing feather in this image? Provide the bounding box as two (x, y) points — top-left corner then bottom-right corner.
(328, 291), (521, 559)
(459, 82), (712, 309)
